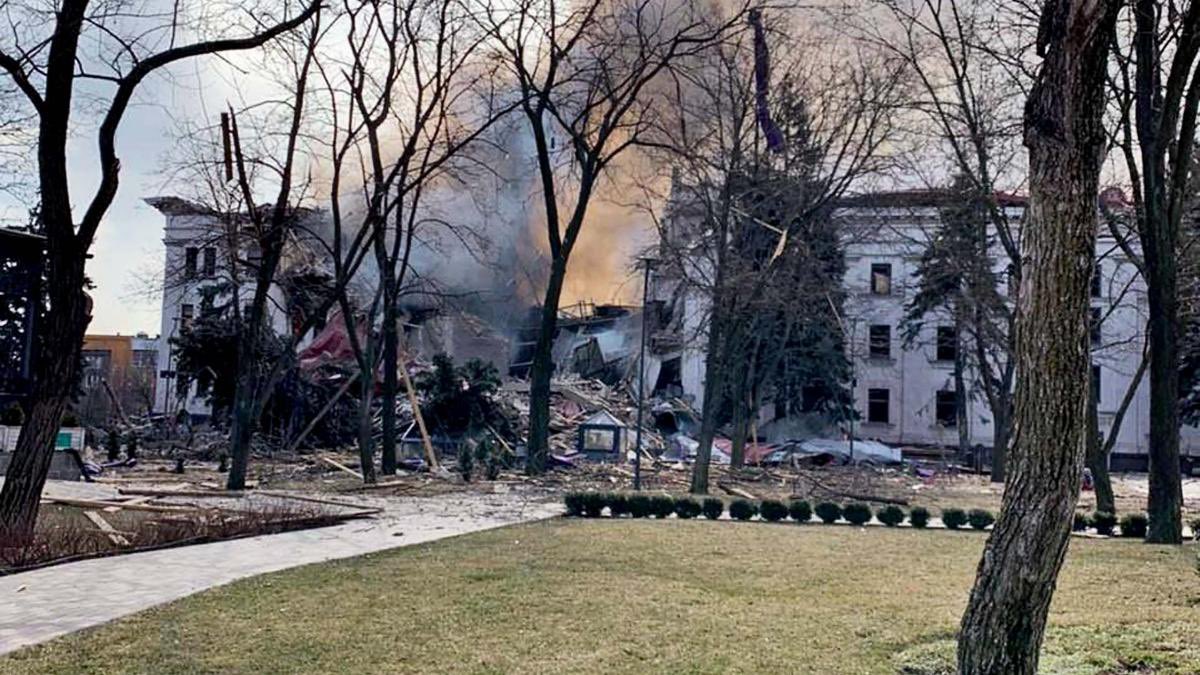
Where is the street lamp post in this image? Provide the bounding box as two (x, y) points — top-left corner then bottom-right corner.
(633, 256), (658, 491)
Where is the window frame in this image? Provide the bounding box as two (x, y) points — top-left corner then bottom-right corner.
(866, 388), (890, 424)
(935, 390), (958, 427)
(935, 326), (957, 362)
(868, 324), (891, 359)
(870, 262), (892, 296)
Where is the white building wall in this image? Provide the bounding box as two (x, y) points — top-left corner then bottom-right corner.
(652, 191), (1197, 462)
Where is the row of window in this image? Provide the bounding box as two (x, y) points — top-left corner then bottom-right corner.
(868, 261), (1107, 299)
(184, 247), (217, 280)
(867, 324), (957, 361)
(865, 366), (1105, 426)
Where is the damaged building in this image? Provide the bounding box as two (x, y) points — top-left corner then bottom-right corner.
(644, 182), (1199, 472)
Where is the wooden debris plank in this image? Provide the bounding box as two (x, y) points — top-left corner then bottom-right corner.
(716, 482), (759, 501)
(320, 456), (364, 480)
(119, 488), (249, 498)
(103, 496), (154, 513)
(84, 511), (132, 546)
(255, 490), (383, 514)
(42, 496), (199, 513)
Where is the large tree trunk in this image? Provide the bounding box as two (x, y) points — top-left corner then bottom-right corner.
(957, 2), (1117, 672)
(525, 256), (567, 475)
(1145, 280), (1183, 541)
(0, 247), (89, 539)
(380, 279), (399, 476)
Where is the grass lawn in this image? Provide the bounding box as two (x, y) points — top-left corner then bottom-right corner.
(4, 520), (1199, 674)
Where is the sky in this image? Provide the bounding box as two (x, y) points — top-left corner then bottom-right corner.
(2, 57), (243, 337)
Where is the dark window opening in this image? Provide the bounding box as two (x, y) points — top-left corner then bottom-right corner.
(936, 390), (958, 427)
(871, 263), (892, 295)
(180, 304), (194, 330)
(184, 247), (198, 279)
(1090, 307), (1102, 346)
(1091, 364), (1101, 403)
(203, 247), (217, 277)
(867, 388), (889, 424)
(936, 326), (957, 362)
(869, 324), (891, 359)
(1091, 262), (1102, 298)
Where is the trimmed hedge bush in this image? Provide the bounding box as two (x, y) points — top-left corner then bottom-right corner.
(788, 500), (812, 523)
(1072, 512), (1088, 532)
(815, 501), (842, 524)
(582, 493), (606, 518)
(1091, 510), (1117, 536)
(942, 508), (967, 530)
(877, 505), (905, 527)
(967, 509), (995, 530)
(674, 497), (702, 520)
(702, 498), (725, 520)
(564, 493), (585, 517)
(729, 499), (759, 521)
(608, 494), (630, 518)
(843, 502), (872, 526)
(760, 499), (788, 522)
(1119, 513), (1148, 539)
(650, 495), (676, 519)
(628, 494), (652, 518)
(909, 506), (930, 529)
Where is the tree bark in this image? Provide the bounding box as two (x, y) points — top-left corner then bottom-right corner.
(1145, 281), (1183, 541)
(1087, 367), (1115, 514)
(357, 371), (377, 485)
(957, 1), (1118, 671)
(990, 397), (1009, 483)
(380, 277), (399, 476)
(525, 256), (567, 475)
(0, 249), (88, 539)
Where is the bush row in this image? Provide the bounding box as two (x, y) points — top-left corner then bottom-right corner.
(1071, 510), (1151, 538)
(564, 493), (997, 530)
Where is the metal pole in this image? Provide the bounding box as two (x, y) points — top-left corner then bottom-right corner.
(633, 257), (656, 491)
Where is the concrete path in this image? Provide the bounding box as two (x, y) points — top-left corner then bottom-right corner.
(0, 487), (561, 655)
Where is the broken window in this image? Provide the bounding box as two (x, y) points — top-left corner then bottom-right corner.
(180, 304), (194, 331)
(870, 263), (892, 295)
(867, 388), (889, 424)
(184, 247), (198, 280)
(203, 247), (217, 277)
(1090, 307), (1102, 346)
(1091, 261), (1102, 298)
(936, 390), (958, 427)
(936, 326), (957, 362)
(868, 325), (891, 359)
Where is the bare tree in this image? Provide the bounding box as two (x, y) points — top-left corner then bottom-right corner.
(317, 0), (505, 480)
(654, 14), (903, 492)
(474, 0), (752, 475)
(859, 0), (1031, 482)
(1103, 0), (1200, 544)
(0, 0), (319, 537)
(957, 0), (1120, 670)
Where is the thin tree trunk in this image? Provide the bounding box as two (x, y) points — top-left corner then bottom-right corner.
(358, 370), (377, 485)
(957, 2), (1117, 670)
(991, 400), (1009, 483)
(380, 278), (399, 476)
(1145, 281), (1183, 541)
(1087, 366), (1115, 514)
(525, 256), (567, 475)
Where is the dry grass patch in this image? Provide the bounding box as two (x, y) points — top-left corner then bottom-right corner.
(3, 520), (1198, 674)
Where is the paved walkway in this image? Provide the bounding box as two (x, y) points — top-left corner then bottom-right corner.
(0, 487), (561, 655)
